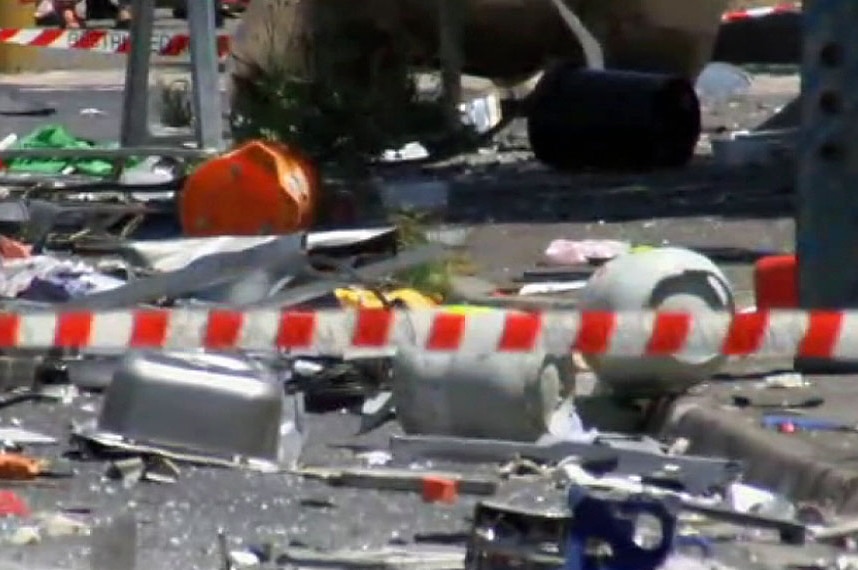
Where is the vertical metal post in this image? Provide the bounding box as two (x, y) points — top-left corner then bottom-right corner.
(796, 0), (858, 368)
(187, 0), (224, 150)
(120, 0), (156, 147)
(797, 0), (857, 308)
(439, 0), (464, 131)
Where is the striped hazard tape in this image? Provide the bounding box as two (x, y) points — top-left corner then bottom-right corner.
(0, 307), (849, 358)
(0, 28), (232, 58)
(722, 3), (801, 22)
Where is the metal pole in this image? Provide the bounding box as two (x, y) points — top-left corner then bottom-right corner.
(547, 0), (604, 70)
(120, 0), (156, 147)
(438, 0), (464, 131)
(796, 0), (858, 369)
(797, 0), (856, 309)
(186, 0), (224, 150)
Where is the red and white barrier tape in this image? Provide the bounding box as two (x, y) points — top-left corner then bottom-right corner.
(722, 3), (801, 22)
(0, 308), (849, 358)
(0, 28), (231, 58)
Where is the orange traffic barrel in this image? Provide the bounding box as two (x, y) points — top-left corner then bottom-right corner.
(754, 254), (798, 309)
(180, 140), (318, 237)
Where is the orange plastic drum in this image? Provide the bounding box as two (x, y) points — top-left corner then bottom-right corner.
(180, 140), (318, 236)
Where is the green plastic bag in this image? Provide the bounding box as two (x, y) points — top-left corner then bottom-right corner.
(6, 125), (136, 177)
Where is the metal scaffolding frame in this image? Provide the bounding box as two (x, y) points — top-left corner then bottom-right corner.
(0, 0), (224, 166)
(796, 0), (857, 311)
(0, 0), (460, 163)
(121, 0), (223, 151)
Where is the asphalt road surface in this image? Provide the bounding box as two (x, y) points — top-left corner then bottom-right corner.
(1, 87), (230, 144)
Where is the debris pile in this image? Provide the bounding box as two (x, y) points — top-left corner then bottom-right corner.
(0, 6), (841, 567)
(0, 159), (845, 570)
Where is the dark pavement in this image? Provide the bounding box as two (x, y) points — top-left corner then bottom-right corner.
(1, 89), (125, 143)
(0, 87), (233, 144)
(0, 397), (472, 570)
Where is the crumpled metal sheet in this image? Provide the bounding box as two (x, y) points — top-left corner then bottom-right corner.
(64, 233), (307, 309)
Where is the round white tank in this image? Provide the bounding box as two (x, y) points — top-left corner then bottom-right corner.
(578, 247), (734, 396)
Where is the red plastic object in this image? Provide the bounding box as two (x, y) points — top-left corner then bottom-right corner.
(421, 476), (458, 504)
(0, 490), (30, 517)
(754, 255), (798, 309)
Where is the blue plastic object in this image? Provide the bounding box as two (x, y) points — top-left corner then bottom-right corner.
(762, 414), (849, 432)
(563, 485), (676, 570)
(673, 535), (714, 559)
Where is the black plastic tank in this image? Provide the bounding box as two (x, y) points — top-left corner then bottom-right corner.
(526, 64), (701, 172)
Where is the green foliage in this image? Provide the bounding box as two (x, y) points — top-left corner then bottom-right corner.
(391, 211), (475, 300)
(229, 18), (447, 179)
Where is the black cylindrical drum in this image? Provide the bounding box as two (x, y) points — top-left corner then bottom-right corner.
(526, 64), (701, 171)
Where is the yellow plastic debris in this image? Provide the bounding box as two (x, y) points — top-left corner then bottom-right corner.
(630, 245), (655, 254)
(334, 288), (438, 310)
(441, 305), (497, 315)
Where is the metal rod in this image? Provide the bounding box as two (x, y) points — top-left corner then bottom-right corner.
(120, 0), (156, 148)
(186, 0), (225, 150)
(438, 0), (464, 130)
(547, 0), (604, 70)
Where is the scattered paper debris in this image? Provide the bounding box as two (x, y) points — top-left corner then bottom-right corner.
(544, 239), (631, 266)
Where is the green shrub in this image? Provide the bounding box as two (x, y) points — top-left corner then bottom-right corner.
(228, 10), (447, 179)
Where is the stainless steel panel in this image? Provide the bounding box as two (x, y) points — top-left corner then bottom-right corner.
(92, 352), (293, 466)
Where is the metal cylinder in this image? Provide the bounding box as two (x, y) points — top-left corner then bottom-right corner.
(526, 65), (701, 171)
(578, 247), (734, 397)
(391, 348), (574, 442)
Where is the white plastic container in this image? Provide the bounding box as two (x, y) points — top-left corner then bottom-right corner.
(578, 247), (734, 396)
